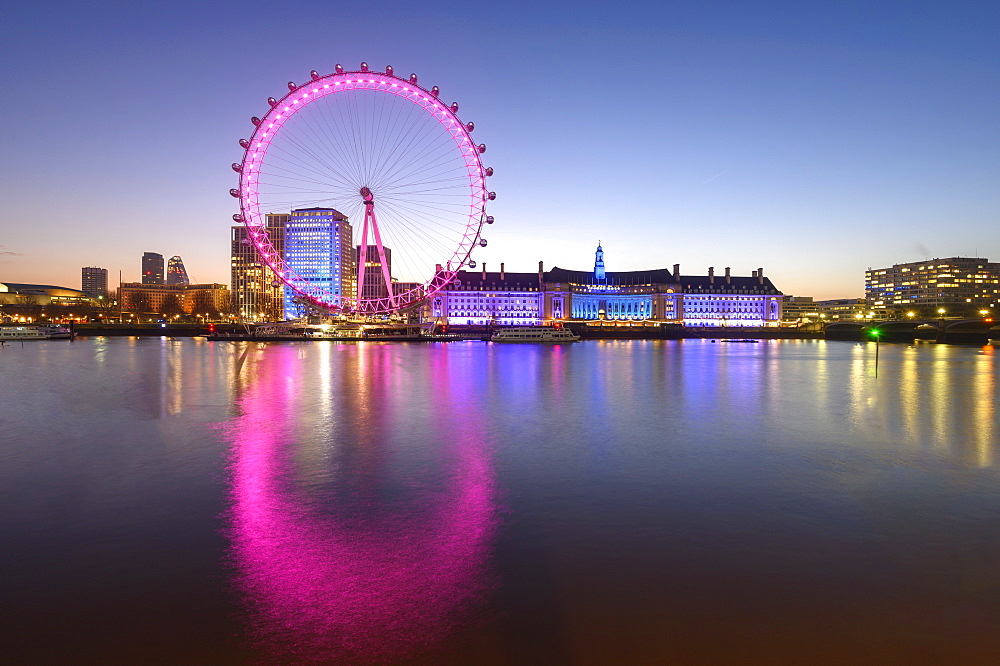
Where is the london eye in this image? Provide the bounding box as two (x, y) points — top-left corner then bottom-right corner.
(231, 63), (494, 315)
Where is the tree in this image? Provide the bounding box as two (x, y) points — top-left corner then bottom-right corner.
(190, 290), (214, 319)
(128, 290), (151, 314)
(161, 293), (183, 318)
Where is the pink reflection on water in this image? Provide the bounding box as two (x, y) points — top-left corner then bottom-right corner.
(225, 346), (498, 662)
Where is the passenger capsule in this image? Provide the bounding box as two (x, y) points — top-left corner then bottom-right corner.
(335, 64), (344, 73)
(431, 86), (440, 97)
(310, 70), (320, 80)
(360, 62), (369, 72)
(271, 280), (282, 288)
(487, 191), (496, 200)
(231, 163), (243, 173)
(485, 215), (494, 224)
(267, 97), (277, 106)
(485, 166), (494, 176)
(239, 139), (250, 149)
(251, 116), (261, 126)
(479, 238), (488, 247)
(469, 260), (477, 269)
(241, 238), (252, 246)
(232, 213), (244, 223)
(385, 65), (394, 75)
(466, 121), (474, 132)
(450, 102), (459, 113)
(287, 81), (297, 91)
(477, 143), (487, 154)
(229, 188), (241, 198)
(409, 73), (418, 83)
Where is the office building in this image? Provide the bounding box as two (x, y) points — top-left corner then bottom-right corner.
(166, 256), (190, 285)
(283, 208), (354, 319)
(231, 213), (287, 321)
(119, 282), (230, 314)
(142, 252), (164, 285)
(866, 257), (1000, 314)
(81, 267), (109, 298)
(356, 245), (393, 301)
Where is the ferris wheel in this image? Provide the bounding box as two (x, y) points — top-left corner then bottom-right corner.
(231, 63), (494, 315)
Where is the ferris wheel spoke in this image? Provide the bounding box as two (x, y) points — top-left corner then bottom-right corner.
(373, 130), (460, 191)
(373, 208), (454, 281)
(367, 111), (453, 190)
(270, 120), (362, 192)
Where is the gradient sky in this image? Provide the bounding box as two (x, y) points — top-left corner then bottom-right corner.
(2, 0), (997, 299)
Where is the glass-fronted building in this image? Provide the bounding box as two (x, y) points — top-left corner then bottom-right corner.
(283, 208), (354, 319)
(232, 213), (287, 321)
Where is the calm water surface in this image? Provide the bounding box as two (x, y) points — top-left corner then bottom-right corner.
(2, 338), (999, 664)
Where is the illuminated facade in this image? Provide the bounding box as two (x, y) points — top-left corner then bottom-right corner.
(434, 246), (783, 327)
(283, 208), (354, 319)
(434, 263), (543, 325)
(866, 257), (1000, 311)
(232, 213), (286, 321)
(119, 282), (230, 314)
(142, 252), (164, 285)
(81, 267), (108, 298)
(166, 256), (190, 286)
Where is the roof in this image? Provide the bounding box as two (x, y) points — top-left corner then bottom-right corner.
(677, 275), (782, 294)
(447, 271), (541, 291)
(0, 283), (87, 297)
(545, 266), (678, 285)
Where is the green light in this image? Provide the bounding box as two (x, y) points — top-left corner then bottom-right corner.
(870, 329), (880, 339)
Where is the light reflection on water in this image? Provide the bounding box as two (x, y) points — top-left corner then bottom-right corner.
(224, 343), (499, 662)
(1, 337), (999, 662)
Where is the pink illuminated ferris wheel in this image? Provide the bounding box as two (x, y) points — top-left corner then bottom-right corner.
(231, 63), (494, 315)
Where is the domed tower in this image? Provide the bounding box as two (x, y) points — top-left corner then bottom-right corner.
(594, 241), (606, 282)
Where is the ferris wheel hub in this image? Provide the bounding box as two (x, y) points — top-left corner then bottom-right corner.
(360, 186), (374, 203)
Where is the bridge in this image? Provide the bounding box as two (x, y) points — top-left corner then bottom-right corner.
(825, 319), (999, 344)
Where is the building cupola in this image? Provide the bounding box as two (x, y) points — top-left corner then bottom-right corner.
(594, 241), (606, 281)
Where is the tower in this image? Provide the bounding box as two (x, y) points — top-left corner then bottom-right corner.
(81, 266), (109, 298)
(356, 245), (393, 301)
(594, 241), (606, 281)
(283, 208), (355, 319)
(166, 256), (190, 285)
(231, 213), (287, 321)
(142, 252), (164, 285)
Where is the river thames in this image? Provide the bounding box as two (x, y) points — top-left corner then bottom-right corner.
(1, 337), (998, 663)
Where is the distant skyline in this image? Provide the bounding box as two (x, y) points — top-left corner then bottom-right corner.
(2, 1), (998, 300)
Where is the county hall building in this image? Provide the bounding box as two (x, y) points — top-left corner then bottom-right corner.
(431, 244), (783, 327)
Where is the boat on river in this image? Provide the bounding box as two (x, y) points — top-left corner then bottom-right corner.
(0, 325), (75, 341)
(207, 322), (434, 342)
(490, 326), (580, 343)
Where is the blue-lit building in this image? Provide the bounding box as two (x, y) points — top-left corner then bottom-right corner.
(283, 208), (354, 319)
(435, 245), (783, 327)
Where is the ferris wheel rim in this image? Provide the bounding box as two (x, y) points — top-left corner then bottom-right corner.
(233, 66), (491, 315)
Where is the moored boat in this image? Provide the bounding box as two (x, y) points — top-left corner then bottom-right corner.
(490, 326), (580, 343)
(0, 324), (75, 341)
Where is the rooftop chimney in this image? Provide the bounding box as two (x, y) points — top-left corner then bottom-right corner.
(500, 262), (505, 280)
(751, 270), (758, 278)
(757, 267), (764, 285)
(673, 263), (680, 280)
(538, 260), (544, 285)
(725, 267), (731, 284)
(482, 263), (486, 280)
(708, 266), (715, 284)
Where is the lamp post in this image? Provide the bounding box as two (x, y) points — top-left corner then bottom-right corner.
(870, 328), (880, 377)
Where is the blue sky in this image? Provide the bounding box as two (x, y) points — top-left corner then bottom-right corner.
(1, 0), (997, 299)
